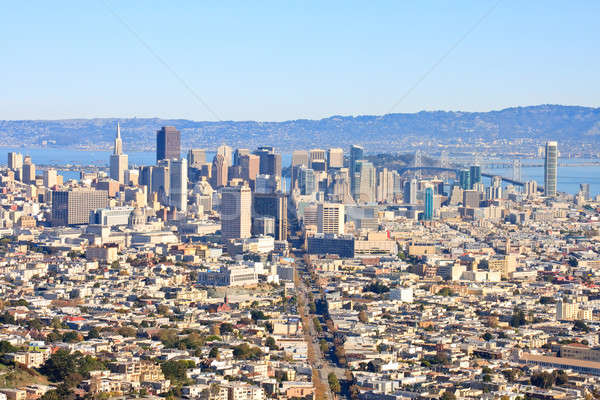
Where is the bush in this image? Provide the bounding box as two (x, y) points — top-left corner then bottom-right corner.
(232, 343), (263, 360)
(364, 281), (390, 294)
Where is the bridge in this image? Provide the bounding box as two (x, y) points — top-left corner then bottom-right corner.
(397, 166), (540, 189)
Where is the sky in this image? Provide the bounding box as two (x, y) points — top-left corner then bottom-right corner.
(1, 1), (599, 121)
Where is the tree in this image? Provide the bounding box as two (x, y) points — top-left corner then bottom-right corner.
(440, 391), (456, 400)
(327, 372), (340, 393)
(220, 323), (233, 335)
(161, 360), (195, 386)
(320, 339), (329, 354)
(482, 332), (493, 341)
(0, 340), (17, 355)
(40, 350), (79, 382)
(573, 320), (590, 332)
(539, 296), (556, 305)
(313, 318), (322, 333)
(86, 327), (101, 340)
(233, 343), (263, 360)
(502, 369), (519, 382)
(40, 390), (61, 400)
(477, 259), (489, 270)
(531, 371), (555, 389)
(0, 312), (16, 325)
(553, 369), (568, 385)
(63, 372), (83, 388)
(510, 307), (527, 328)
(250, 310), (267, 321)
(117, 326), (137, 337)
(61, 331), (81, 343)
(568, 257), (578, 267)
(266, 337), (278, 350)
(209, 347), (219, 358)
(364, 281), (390, 294)
(437, 287), (455, 297)
(358, 310), (368, 323)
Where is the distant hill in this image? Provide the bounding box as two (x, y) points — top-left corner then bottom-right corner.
(1, 105), (599, 152)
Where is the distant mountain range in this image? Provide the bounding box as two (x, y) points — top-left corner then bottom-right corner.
(1, 105), (599, 152)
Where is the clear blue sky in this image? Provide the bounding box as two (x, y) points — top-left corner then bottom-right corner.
(2, 1), (599, 121)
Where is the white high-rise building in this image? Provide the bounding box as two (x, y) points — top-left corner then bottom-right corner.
(44, 169), (58, 188)
(544, 141), (557, 197)
(327, 148), (344, 169)
(8, 152), (23, 180)
(169, 158), (188, 212)
(217, 144), (233, 167)
(317, 203), (345, 235)
(109, 123), (128, 184)
(221, 184), (252, 240)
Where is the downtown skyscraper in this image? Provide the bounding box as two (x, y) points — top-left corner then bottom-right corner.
(544, 141), (558, 197)
(156, 126), (181, 162)
(109, 123), (128, 184)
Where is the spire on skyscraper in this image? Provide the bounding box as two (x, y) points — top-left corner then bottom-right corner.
(114, 123), (123, 155)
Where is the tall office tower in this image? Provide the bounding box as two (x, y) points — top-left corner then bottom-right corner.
(423, 186), (434, 220)
(221, 184), (252, 240)
(327, 148), (344, 169)
(124, 169), (139, 186)
(139, 166), (153, 188)
(169, 158), (188, 212)
(487, 185), (502, 201)
(187, 149), (206, 167)
(8, 152), (23, 181)
(217, 144), (233, 167)
(525, 180), (538, 197)
(156, 126), (181, 162)
(458, 169), (471, 190)
(212, 154), (228, 188)
(469, 165), (481, 189)
(391, 171), (402, 200)
(22, 156), (36, 184)
(544, 141), (558, 197)
(292, 150), (309, 167)
(239, 154), (260, 183)
(580, 183), (590, 200)
(233, 148), (250, 166)
(298, 166), (316, 195)
(376, 168), (392, 203)
(317, 203), (345, 234)
(309, 149), (327, 172)
(291, 150), (309, 189)
(255, 146), (282, 177)
(51, 189), (109, 226)
(491, 175), (502, 188)
(152, 160), (170, 205)
(8, 152), (23, 171)
(349, 145), (364, 192)
(353, 160), (375, 203)
(329, 168), (352, 203)
(109, 124), (128, 184)
(255, 174), (280, 194)
(463, 190), (482, 208)
(44, 169), (58, 188)
(253, 192), (288, 240)
(403, 178), (418, 204)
